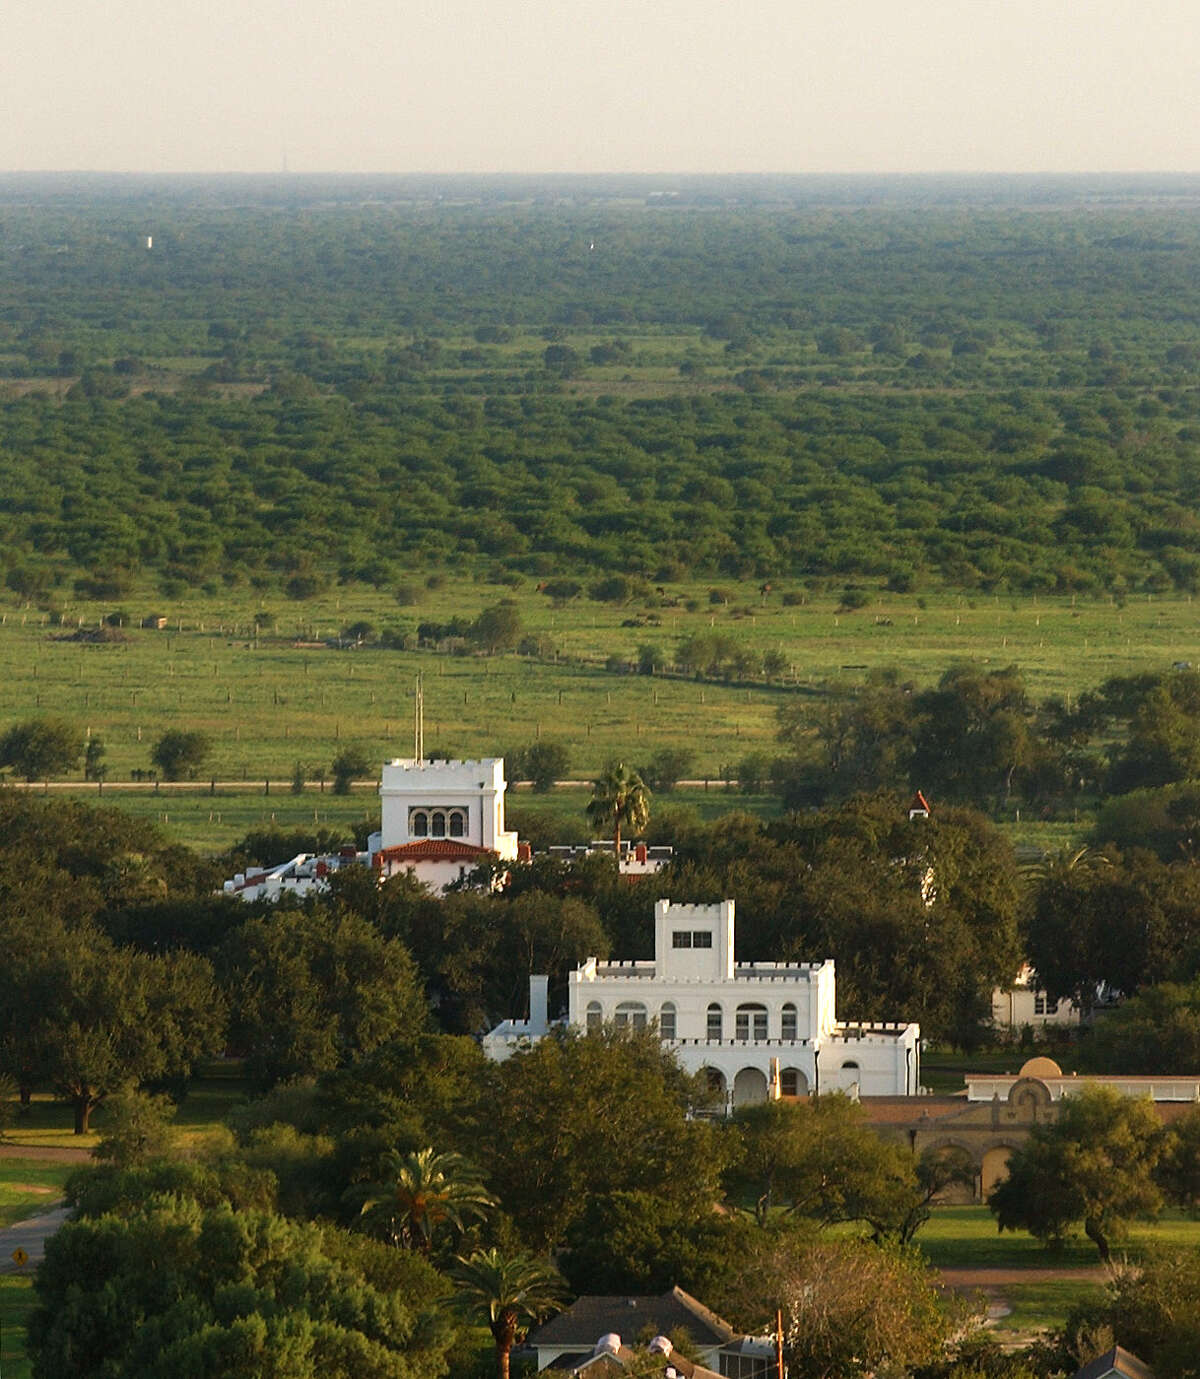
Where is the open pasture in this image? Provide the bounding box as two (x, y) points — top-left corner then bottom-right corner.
(2, 583), (1197, 786)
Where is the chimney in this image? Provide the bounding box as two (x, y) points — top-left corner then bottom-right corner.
(517, 841), (532, 862)
(635, 843), (647, 864)
(528, 975), (549, 1034)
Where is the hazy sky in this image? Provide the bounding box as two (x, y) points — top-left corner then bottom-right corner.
(6, 0), (1200, 174)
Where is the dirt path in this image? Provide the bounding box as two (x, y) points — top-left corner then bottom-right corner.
(0, 1145), (90, 1163)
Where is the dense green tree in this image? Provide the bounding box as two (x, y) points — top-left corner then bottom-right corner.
(470, 601), (523, 654)
(482, 1027), (724, 1249)
(0, 716), (84, 780)
(221, 908), (427, 1088)
(1080, 980), (1200, 1074)
(1026, 850), (1200, 1006)
(520, 741), (571, 793)
(637, 747), (695, 793)
(0, 919), (224, 1133)
(30, 1199), (455, 1379)
(989, 1085), (1164, 1261)
(92, 1087), (179, 1168)
(150, 728), (211, 781)
(561, 1189), (754, 1298)
(727, 1096), (969, 1242)
(331, 745), (372, 794)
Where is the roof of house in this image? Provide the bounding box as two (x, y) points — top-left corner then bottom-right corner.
(373, 839), (492, 865)
(530, 1287), (736, 1351)
(1073, 1345), (1155, 1379)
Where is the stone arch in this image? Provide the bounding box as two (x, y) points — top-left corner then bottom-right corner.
(1009, 1076), (1053, 1121)
(981, 1144), (1016, 1197)
(733, 1066), (770, 1108)
(702, 1066), (727, 1097)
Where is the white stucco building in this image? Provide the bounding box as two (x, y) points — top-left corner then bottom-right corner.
(225, 756), (523, 900)
(371, 756), (521, 889)
(483, 899), (920, 1108)
(990, 964), (1084, 1034)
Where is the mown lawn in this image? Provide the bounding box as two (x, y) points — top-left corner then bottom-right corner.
(0, 1161), (73, 1228)
(2, 1077), (252, 1153)
(920, 1205), (1200, 1271)
(994, 1278), (1107, 1336)
(0, 1275), (34, 1379)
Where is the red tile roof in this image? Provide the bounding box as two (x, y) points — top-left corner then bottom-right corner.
(374, 839), (493, 865)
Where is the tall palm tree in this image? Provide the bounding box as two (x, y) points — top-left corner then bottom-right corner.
(452, 1248), (564, 1379)
(353, 1146), (494, 1253)
(586, 761), (651, 856)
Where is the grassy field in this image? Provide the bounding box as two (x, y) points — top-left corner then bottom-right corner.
(0, 1161), (73, 1230)
(0, 1275), (33, 1379)
(919, 1205), (1200, 1272)
(993, 1278), (1106, 1336)
(1, 580), (1192, 852)
(2, 1078), (252, 1154)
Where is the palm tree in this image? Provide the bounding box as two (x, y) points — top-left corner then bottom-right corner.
(353, 1147), (494, 1253)
(585, 761), (651, 856)
(452, 1248), (564, 1379)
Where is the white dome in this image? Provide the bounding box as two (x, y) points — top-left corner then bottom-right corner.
(649, 1336), (673, 1355)
(595, 1333), (622, 1355)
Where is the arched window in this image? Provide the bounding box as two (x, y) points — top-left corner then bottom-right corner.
(659, 1002), (676, 1041)
(431, 811), (446, 838)
(411, 811), (429, 837)
(448, 810), (466, 838)
(706, 1003), (723, 1041)
(615, 1001), (647, 1031)
(841, 1060), (859, 1071)
(780, 1067), (808, 1097)
(736, 1003), (768, 1042)
(781, 1003), (797, 1040)
(585, 1001), (602, 1032)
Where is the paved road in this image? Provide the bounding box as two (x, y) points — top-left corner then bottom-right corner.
(0, 1206), (70, 1274)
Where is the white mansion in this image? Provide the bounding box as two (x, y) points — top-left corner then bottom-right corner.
(225, 756), (523, 899)
(483, 898), (921, 1108)
(223, 755), (669, 900)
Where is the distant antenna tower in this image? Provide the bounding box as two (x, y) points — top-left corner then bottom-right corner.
(413, 676), (424, 762)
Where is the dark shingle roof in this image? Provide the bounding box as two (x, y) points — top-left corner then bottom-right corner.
(1073, 1347), (1155, 1379)
(530, 1287), (736, 1350)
